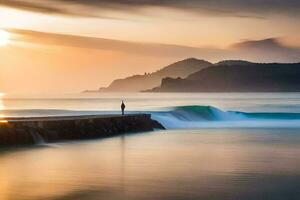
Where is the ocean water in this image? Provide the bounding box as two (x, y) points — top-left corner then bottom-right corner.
(1, 93), (300, 200)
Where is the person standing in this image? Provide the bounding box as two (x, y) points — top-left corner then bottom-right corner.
(121, 100), (126, 115)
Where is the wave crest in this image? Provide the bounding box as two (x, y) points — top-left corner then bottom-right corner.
(151, 105), (300, 129)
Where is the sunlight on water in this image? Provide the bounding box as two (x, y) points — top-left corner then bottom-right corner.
(0, 93), (5, 119)
(1, 129), (300, 200)
(1, 93), (300, 199)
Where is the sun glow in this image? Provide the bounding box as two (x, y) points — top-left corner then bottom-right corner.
(0, 30), (10, 46)
(0, 93), (5, 119)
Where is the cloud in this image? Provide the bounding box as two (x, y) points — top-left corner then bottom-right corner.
(9, 28), (300, 63)
(0, 0), (69, 14)
(9, 28), (213, 58)
(1, 0), (299, 19)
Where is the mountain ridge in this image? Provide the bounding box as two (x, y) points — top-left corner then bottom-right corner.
(84, 37), (300, 93)
(148, 62), (300, 92)
(92, 58), (212, 92)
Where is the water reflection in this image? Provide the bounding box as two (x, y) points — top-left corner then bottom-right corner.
(0, 93), (5, 119)
(1, 129), (300, 200)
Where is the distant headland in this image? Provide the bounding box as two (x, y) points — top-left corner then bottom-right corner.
(147, 61), (300, 92)
(84, 58), (212, 93)
(85, 58), (300, 93)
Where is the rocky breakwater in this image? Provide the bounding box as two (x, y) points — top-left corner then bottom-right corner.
(0, 114), (165, 147)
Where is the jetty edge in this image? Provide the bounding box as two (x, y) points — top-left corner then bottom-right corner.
(0, 114), (165, 146)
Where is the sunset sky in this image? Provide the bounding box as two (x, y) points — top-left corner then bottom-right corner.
(0, 0), (300, 93)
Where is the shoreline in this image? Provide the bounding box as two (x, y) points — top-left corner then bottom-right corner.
(0, 114), (165, 146)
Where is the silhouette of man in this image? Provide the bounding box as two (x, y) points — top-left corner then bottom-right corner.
(121, 100), (126, 115)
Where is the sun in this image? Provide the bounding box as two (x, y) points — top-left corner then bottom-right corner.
(0, 30), (10, 46)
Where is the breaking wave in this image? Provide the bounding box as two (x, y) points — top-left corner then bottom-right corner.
(151, 105), (300, 129)
(3, 105), (300, 129)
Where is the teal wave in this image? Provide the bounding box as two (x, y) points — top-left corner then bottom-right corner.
(166, 105), (300, 121)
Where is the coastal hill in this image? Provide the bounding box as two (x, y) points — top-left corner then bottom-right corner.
(94, 58), (212, 92)
(148, 62), (300, 92)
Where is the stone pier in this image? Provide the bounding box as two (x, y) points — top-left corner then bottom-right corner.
(0, 114), (165, 146)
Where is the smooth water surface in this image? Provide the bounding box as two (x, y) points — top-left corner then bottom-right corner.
(1, 93), (300, 200)
(1, 129), (300, 200)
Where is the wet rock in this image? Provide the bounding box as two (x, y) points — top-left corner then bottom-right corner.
(0, 114), (165, 147)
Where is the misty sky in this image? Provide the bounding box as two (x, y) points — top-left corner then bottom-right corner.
(0, 0), (300, 93)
